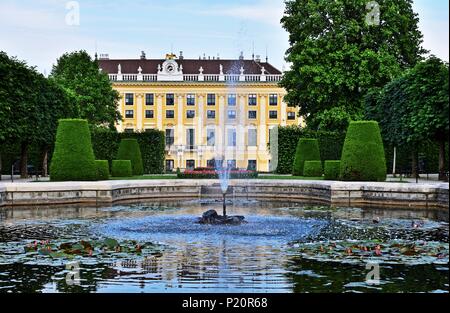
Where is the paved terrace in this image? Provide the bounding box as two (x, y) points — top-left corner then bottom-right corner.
(0, 179), (448, 210)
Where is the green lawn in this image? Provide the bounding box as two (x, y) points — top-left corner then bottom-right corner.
(109, 175), (177, 180)
(258, 175), (325, 180)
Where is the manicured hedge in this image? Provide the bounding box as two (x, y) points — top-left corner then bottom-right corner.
(292, 138), (321, 176)
(50, 119), (97, 181)
(277, 126), (345, 174)
(324, 160), (341, 180)
(340, 121), (387, 181)
(303, 161), (323, 177)
(95, 160), (110, 180)
(111, 160), (132, 177)
(91, 129), (165, 174)
(116, 139), (144, 176)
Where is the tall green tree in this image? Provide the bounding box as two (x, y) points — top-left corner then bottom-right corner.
(51, 50), (121, 128)
(0, 52), (42, 178)
(280, 0), (426, 129)
(365, 56), (449, 180)
(1, 51), (76, 178)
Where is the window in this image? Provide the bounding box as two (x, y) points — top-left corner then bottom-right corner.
(207, 94), (216, 106)
(125, 93), (134, 105)
(269, 110), (278, 119)
(269, 94), (278, 106)
(227, 129), (236, 147)
(228, 94), (237, 106)
(227, 160), (237, 169)
(166, 93), (174, 106)
(288, 112), (296, 120)
(124, 128), (134, 133)
(187, 94), (196, 106)
(186, 110), (195, 119)
(207, 159), (216, 168)
(166, 110), (174, 118)
(125, 110), (134, 118)
(207, 129), (215, 146)
(166, 160), (174, 172)
(247, 160), (257, 171)
(145, 110), (154, 119)
(145, 94), (154, 106)
(248, 129), (257, 147)
(207, 110), (216, 119)
(186, 160), (195, 170)
(248, 110), (257, 119)
(166, 129), (174, 146)
(228, 110), (236, 120)
(248, 94), (257, 106)
(186, 129), (195, 150)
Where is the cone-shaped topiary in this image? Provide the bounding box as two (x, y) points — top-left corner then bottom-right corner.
(111, 160), (132, 177)
(340, 121), (386, 181)
(324, 160), (341, 180)
(303, 161), (323, 177)
(116, 139), (144, 176)
(292, 138), (321, 176)
(50, 119), (97, 181)
(95, 160), (110, 180)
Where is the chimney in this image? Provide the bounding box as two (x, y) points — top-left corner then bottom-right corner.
(99, 54), (109, 60)
(255, 55), (261, 63)
(239, 51), (244, 60)
(179, 51), (184, 60)
(140, 51), (146, 60)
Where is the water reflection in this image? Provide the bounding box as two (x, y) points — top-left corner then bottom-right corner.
(0, 200), (448, 293)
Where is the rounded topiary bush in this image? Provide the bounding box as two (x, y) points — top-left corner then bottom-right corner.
(116, 139), (144, 176)
(111, 160), (132, 177)
(303, 161), (323, 177)
(95, 160), (110, 180)
(292, 138), (321, 176)
(340, 121), (386, 181)
(50, 119), (97, 181)
(324, 160), (341, 180)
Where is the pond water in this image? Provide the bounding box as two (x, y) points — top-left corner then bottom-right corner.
(0, 200), (448, 293)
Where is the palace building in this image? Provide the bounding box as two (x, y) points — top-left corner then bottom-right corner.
(99, 51), (302, 172)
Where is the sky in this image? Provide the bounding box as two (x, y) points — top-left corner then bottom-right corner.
(0, 0), (448, 74)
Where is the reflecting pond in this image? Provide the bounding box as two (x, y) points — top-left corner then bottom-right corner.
(0, 200), (448, 293)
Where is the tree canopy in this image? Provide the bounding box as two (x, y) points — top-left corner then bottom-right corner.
(365, 56), (449, 179)
(51, 50), (121, 128)
(280, 0), (426, 129)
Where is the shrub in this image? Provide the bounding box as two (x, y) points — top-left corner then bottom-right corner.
(303, 161), (323, 177)
(95, 160), (110, 180)
(324, 160), (341, 180)
(50, 119), (97, 181)
(340, 121), (387, 181)
(292, 138), (321, 176)
(116, 139), (144, 176)
(111, 160), (132, 177)
(91, 129), (165, 174)
(277, 126), (345, 174)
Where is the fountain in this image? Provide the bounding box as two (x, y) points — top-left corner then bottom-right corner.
(197, 160), (246, 225)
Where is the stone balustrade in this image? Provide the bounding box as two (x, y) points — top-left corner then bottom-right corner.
(108, 73), (282, 83)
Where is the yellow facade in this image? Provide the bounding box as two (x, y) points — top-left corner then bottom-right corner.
(103, 54), (303, 172)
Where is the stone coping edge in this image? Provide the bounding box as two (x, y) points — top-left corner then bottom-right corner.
(0, 179), (448, 209)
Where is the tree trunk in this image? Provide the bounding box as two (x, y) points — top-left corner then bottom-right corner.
(438, 139), (447, 182)
(20, 142), (28, 179)
(411, 150), (418, 179)
(42, 148), (48, 177)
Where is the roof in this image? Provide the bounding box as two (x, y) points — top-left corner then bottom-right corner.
(98, 58), (282, 75)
